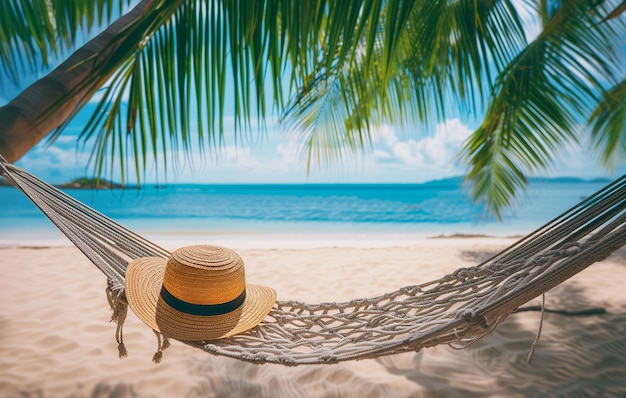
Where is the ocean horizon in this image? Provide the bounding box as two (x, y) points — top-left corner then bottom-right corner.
(0, 175), (614, 247)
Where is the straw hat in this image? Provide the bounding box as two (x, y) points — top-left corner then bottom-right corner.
(125, 245), (276, 341)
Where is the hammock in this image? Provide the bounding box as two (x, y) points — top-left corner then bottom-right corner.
(1, 155), (625, 366)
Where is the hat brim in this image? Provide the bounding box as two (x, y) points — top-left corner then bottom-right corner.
(126, 257), (276, 341)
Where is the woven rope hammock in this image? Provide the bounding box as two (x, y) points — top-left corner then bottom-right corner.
(1, 155), (625, 366)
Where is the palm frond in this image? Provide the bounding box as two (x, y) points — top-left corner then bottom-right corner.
(0, 0), (128, 88)
(281, 59), (380, 171)
(402, 0), (527, 117)
(589, 78), (626, 167)
(283, 0), (528, 178)
(461, 0), (625, 217)
(4, 0), (624, 219)
(602, 0), (626, 21)
(280, 0), (419, 171)
(54, 0), (412, 183)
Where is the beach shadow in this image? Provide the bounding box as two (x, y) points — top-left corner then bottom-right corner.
(185, 356), (416, 398)
(16, 383), (137, 398)
(541, 282), (599, 310)
(472, 312), (626, 396)
(184, 358), (322, 398)
(460, 244), (626, 268)
(179, 261), (626, 397)
(86, 383), (138, 398)
(15, 390), (44, 398)
(459, 249), (502, 264)
(179, 309), (626, 397)
(378, 352), (497, 398)
(377, 282), (626, 397)
(377, 313), (626, 397)
(607, 246), (626, 265)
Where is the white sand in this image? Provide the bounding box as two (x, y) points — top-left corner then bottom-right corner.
(1, 238), (625, 397)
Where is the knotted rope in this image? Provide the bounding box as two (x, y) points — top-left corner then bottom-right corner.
(1, 156), (624, 365)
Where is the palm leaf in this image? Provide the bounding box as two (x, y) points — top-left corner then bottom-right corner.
(460, 0), (625, 218)
(589, 78), (626, 167)
(0, 0), (128, 88)
(4, 0), (624, 219)
(283, 0), (528, 178)
(52, 0), (409, 183)
(403, 0), (526, 116)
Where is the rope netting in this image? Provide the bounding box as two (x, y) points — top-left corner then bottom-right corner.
(1, 156), (625, 365)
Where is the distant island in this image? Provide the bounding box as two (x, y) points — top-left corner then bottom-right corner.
(426, 175), (612, 185)
(55, 177), (125, 189)
(0, 175), (614, 189)
(0, 176), (138, 189)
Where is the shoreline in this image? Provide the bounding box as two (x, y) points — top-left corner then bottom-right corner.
(0, 232), (523, 251)
(0, 214), (535, 251)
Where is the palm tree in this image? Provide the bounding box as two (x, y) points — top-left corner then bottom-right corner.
(0, 0), (150, 164)
(1, 0), (624, 218)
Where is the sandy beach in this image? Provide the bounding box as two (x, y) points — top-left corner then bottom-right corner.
(1, 237), (625, 397)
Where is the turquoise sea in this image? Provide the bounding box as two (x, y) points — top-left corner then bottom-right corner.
(0, 177), (614, 245)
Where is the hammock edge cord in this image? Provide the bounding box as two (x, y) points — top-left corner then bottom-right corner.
(1, 155), (625, 366)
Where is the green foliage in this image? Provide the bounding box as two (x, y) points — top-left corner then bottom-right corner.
(49, 0), (411, 183)
(3, 0), (626, 216)
(460, 0), (625, 217)
(589, 78), (626, 167)
(282, 0), (530, 174)
(0, 0), (130, 87)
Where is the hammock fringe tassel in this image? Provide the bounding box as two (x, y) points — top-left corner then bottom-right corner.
(106, 284), (129, 358)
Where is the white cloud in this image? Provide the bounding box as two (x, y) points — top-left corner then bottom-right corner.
(373, 149), (392, 160)
(109, 119), (478, 183)
(151, 145), (266, 182)
(545, 140), (626, 179)
(15, 114), (622, 185)
(15, 144), (92, 182)
(373, 119), (473, 172)
(512, 0), (541, 42)
(274, 142), (300, 165)
(267, 142), (301, 173)
(128, 138), (308, 183)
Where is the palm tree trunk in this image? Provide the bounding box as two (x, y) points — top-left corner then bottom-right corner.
(0, 0), (152, 164)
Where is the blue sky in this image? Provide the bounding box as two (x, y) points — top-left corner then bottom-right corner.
(2, 1), (625, 185)
(10, 104), (624, 185)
